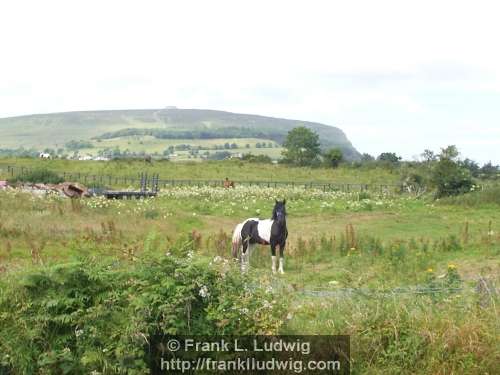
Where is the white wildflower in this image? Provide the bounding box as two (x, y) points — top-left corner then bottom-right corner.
(199, 285), (210, 298)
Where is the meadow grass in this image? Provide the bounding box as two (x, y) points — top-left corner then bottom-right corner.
(0, 158), (400, 184)
(0, 183), (498, 374)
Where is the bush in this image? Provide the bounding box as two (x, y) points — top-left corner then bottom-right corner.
(0, 246), (287, 373)
(431, 146), (473, 198)
(323, 148), (343, 168)
(9, 168), (64, 184)
(241, 153), (272, 163)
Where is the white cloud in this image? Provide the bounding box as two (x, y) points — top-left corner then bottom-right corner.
(0, 0), (499, 163)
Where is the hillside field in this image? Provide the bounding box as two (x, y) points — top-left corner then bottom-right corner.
(81, 136), (284, 160)
(0, 159), (498, 374)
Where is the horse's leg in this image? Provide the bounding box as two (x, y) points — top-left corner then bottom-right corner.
(270, 243), (277, 274)
(241, 240), (249, 272)
(247, 243), (256, 271)
(278, 242), (285, 274)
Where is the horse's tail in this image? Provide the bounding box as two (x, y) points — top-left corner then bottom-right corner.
(231, 223), (243, 259)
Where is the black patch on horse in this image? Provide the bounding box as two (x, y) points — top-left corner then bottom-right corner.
(240, 220), (268, 253)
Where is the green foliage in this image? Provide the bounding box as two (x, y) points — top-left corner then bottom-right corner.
(241, 153), (272, 163)
(460, 158), (480, 177)
(65, 140), (94, 150)
(94, 127), (283, 143)
(479, 162), (499, 179)
(431, 146), (473, 198)
(281, 127), (321, 166)
(9, 168), (64, 184)
(0, 248), (287, 373)
(377, 152), (402, 164)
(438, 185), (500, 206)
(323, 148), (343, 168)
(361, 153), (375, 162)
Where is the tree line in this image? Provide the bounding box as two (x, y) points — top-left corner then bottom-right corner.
(279, 126), (499, 198)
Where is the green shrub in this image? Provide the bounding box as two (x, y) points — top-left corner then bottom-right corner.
(431, 146), (473, 198)
(241, 153), (272, 163)
(9, 168), (63, 184)
(0, 247), (287, 373)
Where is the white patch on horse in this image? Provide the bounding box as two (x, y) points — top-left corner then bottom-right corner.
(257, 219), (273, 243)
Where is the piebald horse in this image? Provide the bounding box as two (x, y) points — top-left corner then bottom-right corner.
(232, 200), (288, 274)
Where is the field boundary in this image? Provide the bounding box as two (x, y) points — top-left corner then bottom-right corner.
(0, 164), (404, 192)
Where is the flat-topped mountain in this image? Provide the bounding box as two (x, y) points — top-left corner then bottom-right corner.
(0, 108), (361, 160)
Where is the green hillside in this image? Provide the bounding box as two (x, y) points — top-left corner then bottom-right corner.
(0, 108), (361, 160)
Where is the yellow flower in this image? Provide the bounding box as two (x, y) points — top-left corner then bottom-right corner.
(350, 247), (356, 251)
(426, 268), (433, 273)
(448, 264), (457, 269)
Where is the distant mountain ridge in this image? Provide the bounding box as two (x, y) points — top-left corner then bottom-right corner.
(0, 108), (361, 160)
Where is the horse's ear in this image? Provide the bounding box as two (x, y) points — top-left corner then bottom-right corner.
(275, 199), (278, 204)
(283, 199), (286, 205)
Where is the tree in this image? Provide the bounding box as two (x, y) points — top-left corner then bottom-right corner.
(460, 158), (480, 177)
(377, 152), (402, 164)
(281, 127), (321, 166)
(324, 148), (343, 168)
(440, 145), (459, 160)
(361, 153), (375, 162)
(421, 149), (437, 163)
(431, 145), (473, 198)
(479, 162), (499, 179)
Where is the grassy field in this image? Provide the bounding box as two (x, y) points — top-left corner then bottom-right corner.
(0, 158), (401, 184)
(81, 136), (283, 160)
(0, 173), (499, 373)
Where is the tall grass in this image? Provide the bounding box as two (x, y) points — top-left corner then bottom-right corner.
(438, 185), (500, 207)
(0, 157), (400, 184)
(0, 184), (498, 374)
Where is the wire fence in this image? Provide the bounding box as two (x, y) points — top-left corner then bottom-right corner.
(0, 164), (404, 193)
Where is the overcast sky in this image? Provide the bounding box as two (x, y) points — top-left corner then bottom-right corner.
(1, 0), (499, 163)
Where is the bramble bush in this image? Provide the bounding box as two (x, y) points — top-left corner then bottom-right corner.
(0, 242), (288, 374)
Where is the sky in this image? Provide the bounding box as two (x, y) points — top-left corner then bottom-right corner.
(0, 0), (499, 163)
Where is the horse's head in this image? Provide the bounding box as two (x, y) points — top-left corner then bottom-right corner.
(272, 199), (287, 222)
